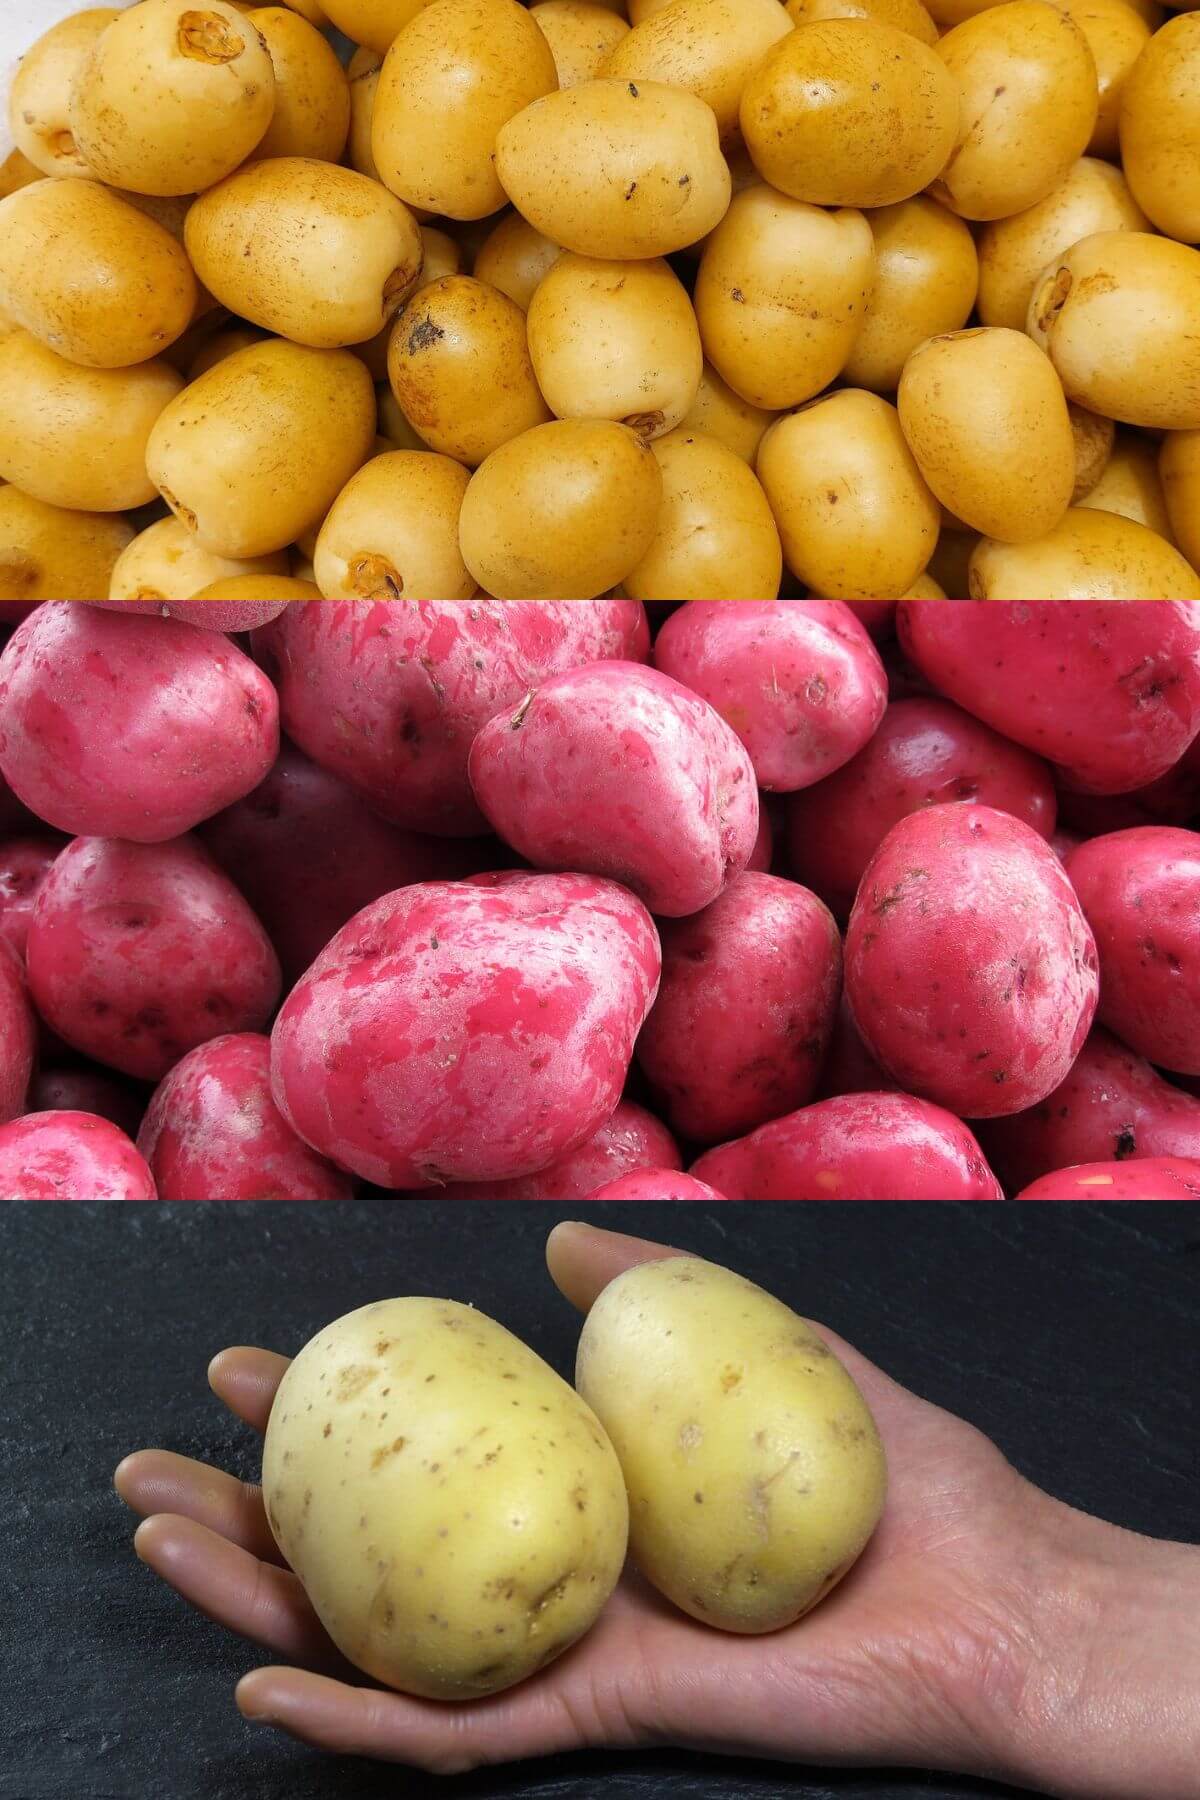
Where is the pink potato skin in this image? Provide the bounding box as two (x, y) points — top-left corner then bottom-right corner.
(897, 600), (1200, 795)
(691, 1092), (1004, 1199)
(0, 836), (66, 961)
(138, 1034), (354, 1200)
(0, 1110), (157, 1199)
(0, 943), (35, 1123)
(26, 836), (282, 1082)
(468, 662), (759, 918)
(786, 698), (1057, 919)
(1017, 1156), (1200, 1199)
(251, 599), (650, 837)
(421, 1100), (681, 1199)
(0, 603), (280, 842)
(1065, 827), (1200, 1075)
(652, 600), (887, 792)
(635, 872), (841, 1144)
(86, 599), (290, 631)
(586, 1169), (727, 1199)
(271, 871), (662, 1190)
(29, 1065), (147, 1140)
(845, 805), (1099, 1119)
(976, 1026), (1200, 1195)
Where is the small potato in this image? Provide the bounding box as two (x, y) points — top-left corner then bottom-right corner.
(346, 47), (383, 183)
(576, 1256), (886, 1630)
(0, 331), (183, 512)
(1052, 0), (1151, 158)
(246, 7), (350, 163)
(496, 79), (731, 259)
(932, 3), (1099, 221)
(6, 9), (120, 180)
(1027, 232), (1200, 430)
(623, 427), (782, 599)
(474, 213), (563, 310)
(527, 256), (702, 440)
(533, 1), (631, 87)
(842, 197), (978, 394)
(1161, 430), (1200, 570)
(694, 186), (874, 410)
(69, 0), (277, 197)
(1076, 432), (1173, 538)
(387, 276), (550, 466)
(968, 507), (1200, 598)
(321, 0), (439, 54)
(107, 517), (289, 601)
(191, 575), (322, 606)
(678, 364), (777, 464)
(1121, 15), (1200, 242)
(897, 328), (1075, 543)
(186, 159), (423, 349)
(740, 21), (959, 207)
(977, 157), (1147, 332)
(0, 487), (134, 603)
(787, 0), (936, 38)
(601, 0), (793, 138)
(1069, 405), (1116, 502)
(313, 450), (473, 598)
(146, 339), (376, 557)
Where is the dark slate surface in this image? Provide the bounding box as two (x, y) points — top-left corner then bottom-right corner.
(3, 1201), (1198, 1800)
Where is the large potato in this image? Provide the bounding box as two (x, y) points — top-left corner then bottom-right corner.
(576, 1256), (886, 1632)
(6, 10), (120, 180)
(313, 450), (474, 598)
(601, 0), (793, 138)
(1119, 15), (1200, 243)
(0, 487), (134, 603)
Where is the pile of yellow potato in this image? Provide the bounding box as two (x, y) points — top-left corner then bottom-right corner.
(1, 0), (1199, 601)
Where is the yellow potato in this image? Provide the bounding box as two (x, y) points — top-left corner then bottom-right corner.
(262, 1297), (629, 1700)
(694, 185), (874, 409)
(576, 1256), (886, 1634)
(1027, 231), (1200, 430)
(246, 7), (351, 163)
(320, 0), (439, 54)
(898, 327), (1075, 542)
(377, 383), (428, 448)
(0, 150), (42, 201)
(69, 1), (277, 197)
(0, 331), (183, 511)
(600, 0), (793, 139)
(474, 214), (563, 310)
(1119, 14), (1200, 243)
(459, 418), (663, 597)
(527, 256), (702, 439)
(843, 197), (978, 393)
(741, 21), (958, 207)
(1068, 404), (1116, 501)
(185, 159), (423, 349)
(495, 80), (731, 258)
(976, 157), (1148, 331)
(346, 48), (384, 184)
(624, 426), (782, 598)
(531, 2), (631, 87)
(108, 515), (289, 599)
(969, 506), (1200, 595)
(193, 573), (322, 598)
(902, 571), (947, 596)
(313, 450), (473, 597)
(6, 10), (120, 180)
(628, 0), (674, 16)
(278, 0), (330, 23)
(1050, 0), (1151, 158)
(786, 0), (937, 45)
(188, 327), (267, 381)
(0, 486), (135, 601)
(678, 363), (778, 464)
(1161, 430), (1200, 570)
(1076, 431), (1174, 537)
(387, 276), (551, 466)
(354, 228), (464, 380)
(373, 0), (558, 221)
(932, 3), (1099, 221)
(146, 338), (376, 556)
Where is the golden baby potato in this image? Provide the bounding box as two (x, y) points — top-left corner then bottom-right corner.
(898, 327), (1075, 542)
(1119, 15), (1200, 243)
(1161, 431), (1200, 570)
(1077, 431), (1175, 537)
(313, 450), (474, 598)
(976, 157), (1148, 331)
(932, 3), (1099, 221)
(786, 0), (938, 46)
(969, 507), (1200, 596)
(576, 1257), (886, 1634)
(459, 418), (663, 598)
(740, 21), (958, 208)
(352, 227), (460, 380)
(372, 0), (558, 221)
(246, 7), (350, 163)
(146, 339), (376, 556)
(600, 0), (793, 139)
(758, 389), (939, 598)
(532, 2), (631, 87)
(0, 331), (183, 511)
(843, 197), (978, 393)
(387, 276), (551, 466)
(108, 515), (290, 600)
(6, 10), (120, 180)
(474, 214), (563, 310)
(1068, 404), (1116, 501)
(694, 186), (874, 410)
(496, 80), (731, 259)
(527, 256), (702, 440)
(320, 0), (439, 54)
(1027, 231), (1200, 430)
(193, 573), (321, 598)
(263, 1298), (628, 1701)
(346, 48), (384, 184)
(1051, 0), (1151, 158)
(624, 427), (782, 598)
(69, 1), (277, 197)
(0, 486), (135, 601)
(679, 363), (778, 464)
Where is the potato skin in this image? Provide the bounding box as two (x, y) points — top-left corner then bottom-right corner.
(602, 0), (792, 137)
(246, 7), (351, 163)
(586, 1169), (727, 1198)
(576, 1256), (885, 1631)
(968, 508), (1200, 600)
(313, 450), (473, 601)
(263, 1298), (629, 1699)
(1017, 1156), (1200, 1199)
(0, 488), (134, 603)
(6, 9), (121, 180)
(425, 1099), (682, 1200)
(0, 1111), (156, 1200)
(1118, 14), (1200, 244)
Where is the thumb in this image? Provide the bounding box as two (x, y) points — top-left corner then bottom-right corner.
(545, 1221), (685, 1315)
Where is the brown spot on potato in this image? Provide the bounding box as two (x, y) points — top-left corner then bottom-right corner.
(178, 11), (245, 63)
(370, 1436), (407, 1469)
(337, 1365), (375, 1402)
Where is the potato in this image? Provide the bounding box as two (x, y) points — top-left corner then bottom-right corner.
(1161, 430), (1200, 570)
(262, 1297), (628, 1697)
(1017, 1156), (1200, 1198)
(424, 1100), (683, 1201)
(623, 427), (782, 599)
(313, 450), (473, 598)
(0, 487), (134, 603)
(977, 157), (1147, 332)
(105, 517), (289, 601)
(246, 7), (351, 163)
(97, 594), (297, 631)
(787, 0), (937, 42)
(346, 47), (384, 184)
(576, 1255), (886, 1631)
(842, 197), (978, 394)
(1119, 15), (1200, 242)
(496, 80), (731, 259)
(969, 506), (1200, 597)
(600, 0), (793, 138)
(6, 10), (120, 180)
(320, 0), (439, 54)
(69, 0), (277, 197)
(0, 331), (183, 512)
(1076, 432), (1173, 537)
(740, 21), (959, 207)
(533, 1), (631, 87)
(1052, 0), (1151, 158)
(0, 1112), (157, 1201)
(694, 186), (874, 410)
(587, 1170), (727, 1197)
(473, 213), (563, 310)
(678, 364), (776, 464)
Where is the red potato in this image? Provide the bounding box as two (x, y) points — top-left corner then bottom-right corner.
(1065, 827), (1200, 1075)
(86, 598), (291, 631)
(28, 1066), (147, 1141)
(1017, 1157), (1200, 1199)
(0, 603), (279, 842)
(468, 662), (759, 918)
(586, 1170), (727, 1199)
(845, 805), (1099, 1118)
(691, 1093), (1004, 1199)
(652, 600), (887, 792)
(817, 991), (898, 1101)
(421, 1100), (682, 1200)
(786, 698), (1057, 919)
(0, 942), (34, 1124)
(1055, 734), (1200, 836)
(138, 1034), (355, 1201)
(252, 598), (650, 837)
(0, 1111), (157, 1200)
(26, 836), (282, 1082)
(0, 836), (65, 960)
(635, 872), (841, 1144)
(271, 871), (662, 1190)
(898, 600), (1200, 795)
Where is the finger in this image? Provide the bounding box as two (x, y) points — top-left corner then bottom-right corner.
(208, 1348), (291, 1433)
(546, 1221), (683, 1314)
(115, 1450), (285, 1565)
